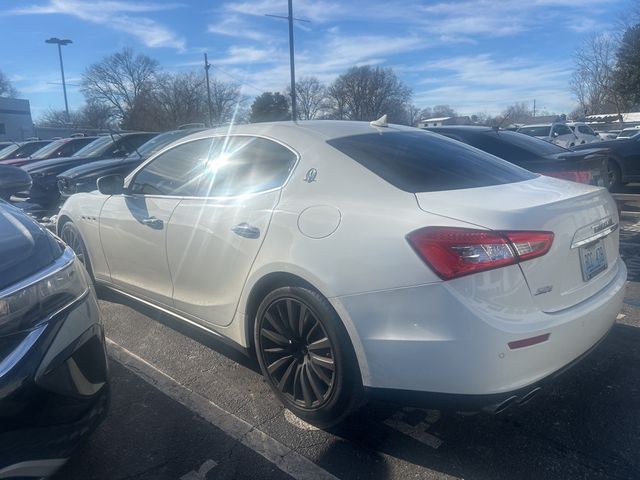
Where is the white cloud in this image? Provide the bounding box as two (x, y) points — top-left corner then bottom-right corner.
(6, 0), (186, 50)
(223, 0), (348, 23)
(207, 15), (273, 42)
(411, 54), (574, 114)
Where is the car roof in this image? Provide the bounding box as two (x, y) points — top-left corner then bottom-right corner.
(178, 120), (421, 146)
(425, 125), (495, 133)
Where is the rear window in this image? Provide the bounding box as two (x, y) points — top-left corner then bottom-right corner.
(326, 131), (536, 193)
(469, 130), (565, 161)
(518, 126), (551, 137)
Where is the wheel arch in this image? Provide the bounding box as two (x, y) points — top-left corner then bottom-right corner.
(241, 270), (367, 384)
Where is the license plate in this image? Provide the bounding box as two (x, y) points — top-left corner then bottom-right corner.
(579, 239), (607, 281)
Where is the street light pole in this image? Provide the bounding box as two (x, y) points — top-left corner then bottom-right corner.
(45, 37), (72, 123)
(204, 53), (213, 127)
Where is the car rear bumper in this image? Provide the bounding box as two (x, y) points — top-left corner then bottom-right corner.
(0, 286), (109, 475)
(333, 258), (626, 398)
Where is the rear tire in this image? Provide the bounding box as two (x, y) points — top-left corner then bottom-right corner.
(254, 286), (362, 428)
(607, 160), (622, 191)
(60, 221), (94, 280)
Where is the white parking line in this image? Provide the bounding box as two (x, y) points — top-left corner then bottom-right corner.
(180, 459), (218, 480)
(383, 409), (444, 449)
(106, 338), (339, 480)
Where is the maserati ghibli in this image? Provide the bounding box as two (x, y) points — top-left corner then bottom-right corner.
(56, 121), (625, 427)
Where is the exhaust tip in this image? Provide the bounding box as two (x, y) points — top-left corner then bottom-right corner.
(517, 387), (542, 406)
(491, 395), (519, 415)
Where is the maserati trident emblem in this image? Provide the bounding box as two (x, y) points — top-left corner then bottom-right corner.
(304, 168), (317, 183)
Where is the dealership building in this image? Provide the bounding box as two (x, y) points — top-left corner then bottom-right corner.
(0, 97), (34, 141)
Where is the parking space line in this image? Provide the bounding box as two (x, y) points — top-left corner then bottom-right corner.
(106, 338), (339, 480)
(383, 409), (444, 449)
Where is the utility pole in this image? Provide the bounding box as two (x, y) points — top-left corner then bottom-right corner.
(266, 1), (309, 122)
(204, 53), (213, 127)
(45, 37), (72, 123)
(287, 0), (296, 121)
(533, 99), (536, 117)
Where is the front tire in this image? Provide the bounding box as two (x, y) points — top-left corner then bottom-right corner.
(60, 221), (94, 280)
(254, 286), (362, 428)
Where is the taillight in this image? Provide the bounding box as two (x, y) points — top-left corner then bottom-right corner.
(544, 171), (592, 184)
(406, 227), (554, 280)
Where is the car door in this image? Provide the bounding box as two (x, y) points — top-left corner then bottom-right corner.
(166, 135), (298, 327)
(99, 139), (208, 306)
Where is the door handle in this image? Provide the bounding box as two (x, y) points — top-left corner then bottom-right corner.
(141, 216), (164, 229)
(231, 223), (260, 239)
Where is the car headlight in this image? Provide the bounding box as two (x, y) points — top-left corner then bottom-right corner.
(0, 251), (89, 336)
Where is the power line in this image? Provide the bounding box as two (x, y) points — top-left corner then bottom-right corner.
(207, 63), (265, 95)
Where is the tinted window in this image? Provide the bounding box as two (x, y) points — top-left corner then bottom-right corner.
(327, 131), (535, 193)
(445, 130), (565, 162)
(119, 134), (156, 155)
(131, 139), (209, 196)
(30, 139), (66, 159)
(131, 136), (296, 197)
(578, 125), (595, 135)
(553, 124), (572, 136)
(518, 126), (551, 137)
(134, 130), (198, 158)
(73, 136), (115, 157)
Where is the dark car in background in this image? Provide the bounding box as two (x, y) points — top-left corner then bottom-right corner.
(0, 136), (97, 168)
(424, 126), (609, 188)
(18, 132), (156, 211)
(0, 140), (52, 161)
(573, 134), (640, 190)
(0, 166), (109, 479)
(58, 128), (203, 198)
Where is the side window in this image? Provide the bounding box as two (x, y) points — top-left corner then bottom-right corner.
(554, 124), (572, 136)
(197, 136), (297, 197)
(579, 125), (595, 135)
(130, 139), (213, 196)
(58, 141), (80, 157)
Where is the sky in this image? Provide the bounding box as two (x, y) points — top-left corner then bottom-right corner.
(0, 0), (630, 120)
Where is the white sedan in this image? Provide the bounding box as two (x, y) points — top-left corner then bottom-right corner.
(57, 121), (626, 427)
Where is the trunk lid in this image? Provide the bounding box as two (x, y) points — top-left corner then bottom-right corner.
(415, 176), (620, 312)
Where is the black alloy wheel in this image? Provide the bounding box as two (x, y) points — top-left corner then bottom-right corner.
(60, 221), (93, 278)
(254, 286), (361, 427)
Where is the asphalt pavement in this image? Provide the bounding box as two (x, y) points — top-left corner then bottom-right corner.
(53, 201), (640, 480)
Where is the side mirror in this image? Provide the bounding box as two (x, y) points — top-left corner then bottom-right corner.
(97, 174), (125, 195)
(0, 165), (32, 200)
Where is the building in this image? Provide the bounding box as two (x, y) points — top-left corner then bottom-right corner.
(417, 116), (471, 128)
(0, 97), (34, 141)
(584, 112), (640, 132)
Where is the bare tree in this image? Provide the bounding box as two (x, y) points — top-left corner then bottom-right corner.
(209, 78), (243, 125)
(81, 48), (159, 124)
(286, 77), (327, 120)
(328, 66), (412, 122)
(79, 101), (114, 129)
(0, 70), (18, 98)
(154, 71), (207, 129)
(38, 108), (82, 127)
(401, 104), (422, 126)
(570, 34), (624, 118)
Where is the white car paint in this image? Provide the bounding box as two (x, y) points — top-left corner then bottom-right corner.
(517, 123), (579, 148)
(57, 121), (625, 400)
(566, 122), (602, 145)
